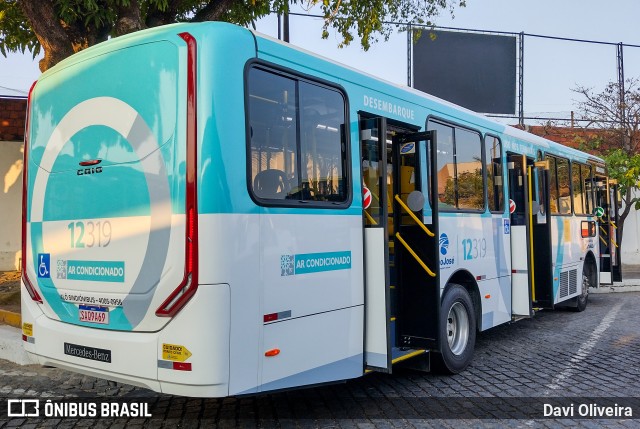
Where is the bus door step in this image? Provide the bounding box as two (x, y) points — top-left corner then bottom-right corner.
(391, 347), (429, 372)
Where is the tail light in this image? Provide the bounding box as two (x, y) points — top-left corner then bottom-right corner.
(156, 32), (199, 317)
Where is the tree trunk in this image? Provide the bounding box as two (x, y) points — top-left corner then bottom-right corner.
(18, 0), (75, 72)
(146, 0), (183, 27)
(115, 0), (144, 36)
(192, 0), (237, 22)
(616, 191), (634, 262)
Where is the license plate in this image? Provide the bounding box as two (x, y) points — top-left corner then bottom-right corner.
(79, 305), (109, 324)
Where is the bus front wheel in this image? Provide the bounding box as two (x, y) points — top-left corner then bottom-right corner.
(433, 284), (476, 374)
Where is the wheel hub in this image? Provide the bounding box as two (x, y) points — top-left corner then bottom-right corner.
(447, 302), (470, 356)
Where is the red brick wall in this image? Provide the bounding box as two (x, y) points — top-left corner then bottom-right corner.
(0, 98), (27, 141)
(515, 124), (616, 154)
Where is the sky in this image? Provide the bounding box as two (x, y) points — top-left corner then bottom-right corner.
(1, 0), (639, 123)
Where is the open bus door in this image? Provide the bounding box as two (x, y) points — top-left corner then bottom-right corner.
(594, 170), (621, 284)
(360, 116), (392, 373)
(530, 158), (554, 309)
(392, 130), (440, 355)
(508, 154), (553, 317)
(508, 154), (532, 317)
(360, 117), (440, 373)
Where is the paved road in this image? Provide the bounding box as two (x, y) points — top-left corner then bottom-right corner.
(1, 292), (639, 428)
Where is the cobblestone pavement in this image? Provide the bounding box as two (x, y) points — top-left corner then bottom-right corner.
(1, 292), (639, 428)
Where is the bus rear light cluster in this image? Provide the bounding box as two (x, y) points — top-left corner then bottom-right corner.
(172, 362), (192, 371)
(156, 32), (199, 317)
(158, 360), (192, 371)
(22, 80), (43, 304)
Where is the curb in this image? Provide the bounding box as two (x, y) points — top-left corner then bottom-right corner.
(0, 325), (35, 365)
(0, 309), (20, 328)
(592, 284), (640, 294)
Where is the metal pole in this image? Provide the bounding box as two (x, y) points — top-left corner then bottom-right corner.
(278, 14), (282, 40)
(617, 42), (625, 128)
(407, 23), (412, 87)
(519, 32), (525, 127)
(283, 12), (290, 43)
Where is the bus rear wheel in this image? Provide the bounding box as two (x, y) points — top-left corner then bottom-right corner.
(433, 284), (476, 374)
(574, 262), (594, 312)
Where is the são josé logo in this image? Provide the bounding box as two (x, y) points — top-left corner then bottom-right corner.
(439, 233), (455, 267)
(439, 233), (449, 255)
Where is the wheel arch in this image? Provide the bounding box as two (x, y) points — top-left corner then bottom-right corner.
(443, 269), (482, 332)
(584, 250), (598, 288)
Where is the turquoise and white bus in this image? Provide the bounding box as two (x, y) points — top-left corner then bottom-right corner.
(21, 22), (620, 397)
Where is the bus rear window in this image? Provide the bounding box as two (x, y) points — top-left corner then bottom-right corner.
(247, 66), (348, 206)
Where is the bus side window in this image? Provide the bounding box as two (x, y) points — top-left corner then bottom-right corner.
(548, 157), (559, 214)
(427, 119), (483, 211)
(429, 121), (456, 210)
(572, 162), (585, 215)
(247, 68), (299, 201)
(485, 135), (504, 212)
(299, 81), (347, 202)
(548, 156), (571, 215)
(556, 157), (571, 215)
(455, 128), (484, 211)
(247, 66), (348, 205)
(584, 165), (595, 214)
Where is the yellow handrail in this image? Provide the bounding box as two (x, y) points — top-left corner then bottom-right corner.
(611, 221), (617, 229)
(394, 195), (434, 237)
(599, 235), (608, 246)
(364, 210), (378, 225)
(395, 232), (436, 277)
(598, 225), (618, 247)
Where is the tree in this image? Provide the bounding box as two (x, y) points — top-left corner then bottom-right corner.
(572, 77), (640, 255)
(0, 0), (465, 72)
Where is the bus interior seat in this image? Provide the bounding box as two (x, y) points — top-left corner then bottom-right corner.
(254, 169), (289, 199)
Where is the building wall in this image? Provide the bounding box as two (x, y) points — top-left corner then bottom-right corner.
(0, 141), (23, 270)
(621, 188), (640, 265)
(0, 98), (27, 141)
(1, 98), (27, 271)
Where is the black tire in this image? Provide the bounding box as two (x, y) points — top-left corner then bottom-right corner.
(432, 284), (476, 374)
(574, 262), (594, 312)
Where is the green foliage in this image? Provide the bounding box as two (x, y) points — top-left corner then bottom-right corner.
(56, 0), (115, 29)
(0, 0), (465, 64)
(0, 0), (39, 57)
(602, 149), (640, 210)
(574, 78), (640, 210)
(311, 0), (466, 50)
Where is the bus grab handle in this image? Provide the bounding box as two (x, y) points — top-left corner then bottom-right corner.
(395, 232), (436, 278)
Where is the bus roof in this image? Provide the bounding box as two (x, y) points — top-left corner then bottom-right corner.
(39, 21), (605, 166)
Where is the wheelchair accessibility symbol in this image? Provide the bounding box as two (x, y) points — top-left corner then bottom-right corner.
(37, 253), (50, 278)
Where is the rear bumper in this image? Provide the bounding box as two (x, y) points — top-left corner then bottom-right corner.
(21, 282), (230, 397)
